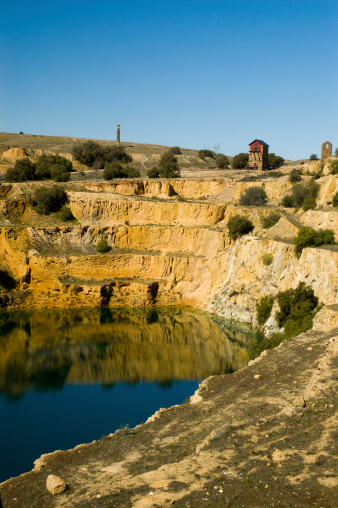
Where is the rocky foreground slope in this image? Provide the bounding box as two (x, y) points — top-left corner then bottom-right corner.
(0, 155), (337, 506)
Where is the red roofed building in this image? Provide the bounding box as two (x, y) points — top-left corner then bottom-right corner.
(248, 139), (269, 170)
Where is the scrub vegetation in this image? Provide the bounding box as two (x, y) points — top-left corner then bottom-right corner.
(293, 226), (335, 258)
(249, 283), (319, 359)
(227, 215), (254, 240)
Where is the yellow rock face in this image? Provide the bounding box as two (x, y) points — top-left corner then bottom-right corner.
(0, 175), (337, 325)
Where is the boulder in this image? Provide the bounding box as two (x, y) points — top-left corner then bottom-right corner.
(46, 474), (67, 494)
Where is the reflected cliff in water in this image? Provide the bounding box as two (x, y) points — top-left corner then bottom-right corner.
(0, 307), (253, 398)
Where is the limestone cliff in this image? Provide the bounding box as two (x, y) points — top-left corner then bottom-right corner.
(0, 175), (336, 329)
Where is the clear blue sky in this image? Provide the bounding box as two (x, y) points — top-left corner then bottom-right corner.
(1, 0), (337, 159)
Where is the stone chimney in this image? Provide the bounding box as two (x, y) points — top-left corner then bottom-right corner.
(117, 124), (120, 145)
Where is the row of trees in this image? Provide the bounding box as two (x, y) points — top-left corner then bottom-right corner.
(5, 155), (73, 183)
(197, 150), (284, 170)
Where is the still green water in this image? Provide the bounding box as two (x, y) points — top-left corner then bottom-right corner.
(0, 307), (254, 482)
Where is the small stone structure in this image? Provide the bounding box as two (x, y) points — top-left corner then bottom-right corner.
(117, 124), (120, 145)
(248, 139), (269, 170)
(321, 141), (332, 159)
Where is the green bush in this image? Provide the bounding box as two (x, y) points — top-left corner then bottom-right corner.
(261, 253), (273, 266)
(216, 155), (229, 169)
(5, 159), (37, 182)
(332, 192), (338, 208)
(72, 141), (132, 168)
(159, 161), (180, 178)
(124, 165), (141, 178)
(281, 180), (319, 208)
(266, 171), (283, 178)
(302, 196), (316, 211)
(239, 186), (267, 206)
(103, 163), (140, 180)
(329, 160), (338, 174)
(33, 186), (68, 215)
(36, 154), (73, 179)
(310, 154), (318, 160)
(289, 169), (302, 183)
(248, 332), (286, 360)
(281, 194), (294, 207)
(58, 205), (75, 222)
(232, 153), (249, 169)
(262, 211), (280, 229)
(276, 282), (318, 335)
(160, 151), (177, 165)
(227, 215), (254, 240)
(256, 295), (274, 325)
(198, 149), (214, 160)
(294, 226), (335, 258)
(268, 153), (285, 169)
(50, 164), (71, 182)
(96, 238), (111, 253)
(147, 167), (160, 178)
(168, 146), (181, 155)
(249, 282), (320, 359)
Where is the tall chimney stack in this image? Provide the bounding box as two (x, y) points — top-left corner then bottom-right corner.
(117, 124), (120, 144)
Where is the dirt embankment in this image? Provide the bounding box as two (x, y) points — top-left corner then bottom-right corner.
(0, 328), (336, 507)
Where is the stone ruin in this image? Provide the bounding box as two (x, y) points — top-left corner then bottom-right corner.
(321, 141), (332, 159)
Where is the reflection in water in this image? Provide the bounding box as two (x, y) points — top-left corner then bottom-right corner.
(0, 307), (255, 483)
(0, 308), (253, 398)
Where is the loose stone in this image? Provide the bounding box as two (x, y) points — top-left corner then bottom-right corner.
(46, 474), (67, 495)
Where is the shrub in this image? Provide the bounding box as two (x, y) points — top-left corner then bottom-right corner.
(50, 164), (71, 182)
(232, 153), (249, 169)
(216, 155), (229, 169)
(160, 151), (177, 165)
(248, 331), (286, 360)
(5, 159), (37, 182)
(239, 186), (267, 206)
(168, 146), (181, 155)
(159, 161), (180, 178)
(329, 160), (338, 174)
(227, 215), (254, 240)
(36, 154), (73, 179)
(302, 196), (316, 211)
(293, 226), (335, 258)
(103, 162), (125, 180)
(266, 171), (283, 178)
(310, 154), (318, 160)
(96, 238), (111, 253)
(256, 295), (274, 325)
(268, 153), (285, 169)
(33, 186), (67, 215)
(276, 282), (318, 336)
(124, 166), (140, 178)
(72, 141), (132, 168)
(249, 282), (320, 359)
(332, 192), (338, 208)
(289, 169), (302, 183)
(281, 194), (294, 207)
(262, 211), (280, 229)
(281, 180), (319, 208)
(261, 253), (273, 266)
(58, 205), (75, 221)
(147, 167), (160, 178)
(198, 149), (214, 160)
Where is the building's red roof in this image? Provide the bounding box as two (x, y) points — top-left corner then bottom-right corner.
(249, 139), (269, 146)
